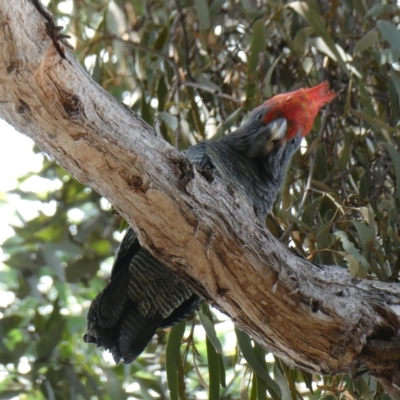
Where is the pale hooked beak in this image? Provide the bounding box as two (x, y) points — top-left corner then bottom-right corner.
(246, 117), (288, 159)
(268, 118), (287, 142)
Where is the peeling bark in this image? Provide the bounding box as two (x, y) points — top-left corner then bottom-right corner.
(1, 1), (400, 397)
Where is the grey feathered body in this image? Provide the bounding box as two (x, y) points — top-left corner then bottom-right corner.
(84, 228), (201, 364)
(186, 129), (300, 220)
(84, 116), (300, 364)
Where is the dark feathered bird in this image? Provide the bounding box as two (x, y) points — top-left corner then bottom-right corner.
(84, 83), (336, 364)
(84, 228), (202, 363)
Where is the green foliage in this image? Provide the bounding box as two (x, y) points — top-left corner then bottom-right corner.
(1, 0), (400, 398)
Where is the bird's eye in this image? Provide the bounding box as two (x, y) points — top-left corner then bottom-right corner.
(256, 112), (263, 120)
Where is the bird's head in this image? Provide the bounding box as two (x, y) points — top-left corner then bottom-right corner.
(226, 81), (336, 161)
(259, 81), (337, 139)
(230, 116), (289, 159)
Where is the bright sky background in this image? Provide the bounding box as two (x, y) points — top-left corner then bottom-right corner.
(0, 1), (68, 252)
(0, 119), (66, 270)
(0, 120), (44, 243)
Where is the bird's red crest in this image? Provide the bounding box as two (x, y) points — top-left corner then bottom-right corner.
(262, 81), (337, 139)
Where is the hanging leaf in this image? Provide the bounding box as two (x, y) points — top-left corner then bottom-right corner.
(65, 258), (99, 283)
(377, 20), (400, 53)
(154, 24), (169, 51)
(35, 300), (66, 361)
(382, 143), (400, 198)
(254, 343), (268, 400)
(302, 196), (324, 226)
(197, 310), (222, 354)
(235, 328), (281, 400)
(293, 27), (314, 56)
(338, 140), (352, 171)
(159, 111), (179, 131)
(246, 18), (266, 104)
(353, 29), (379, 53)
(214, 107), (244, 139)
(288, 1), (350, 76)
(352, 221), (374, 248)
(166, 321), (186, 400)
(272, 358), (293, 400)
(335, 230), (371, 275)
(200, 304), (225, 396)
(194, 0), (211, 30)
(366, 4), (400, 18)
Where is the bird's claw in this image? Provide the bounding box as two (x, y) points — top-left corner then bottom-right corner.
(196, 165), (215, 183)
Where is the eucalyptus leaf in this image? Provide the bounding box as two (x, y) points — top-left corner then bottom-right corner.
(366, 4), (400, 18)
(302, 196), (323, 226)
(352, 221), (374, 248)
(235, 328), (281, 400)
(197, 311), (223, 354)
(159, 111), (179, 131)
(377, 20), (400, 53)
(166, 321), (186, 400)
(353, 29), (379, 53)
(335, 230), (371, 273)
(288, 1), (350, 76)
(382, 143), (400, 198)
(246, 18), (266, 102)
(194, 0), (211, 30)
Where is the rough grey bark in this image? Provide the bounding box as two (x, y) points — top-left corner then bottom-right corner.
(1, 1), (400, 397)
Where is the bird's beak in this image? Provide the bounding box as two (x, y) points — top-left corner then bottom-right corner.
(268, 118), (287, 142)
(245, 118), (288, 159)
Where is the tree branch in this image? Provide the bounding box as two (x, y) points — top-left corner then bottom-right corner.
(1, 1), (400, 396)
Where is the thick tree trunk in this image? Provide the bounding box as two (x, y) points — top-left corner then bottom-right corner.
(1, 1), (400, 396)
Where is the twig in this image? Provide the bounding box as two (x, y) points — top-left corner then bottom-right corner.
(181, 81), (241, 103)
